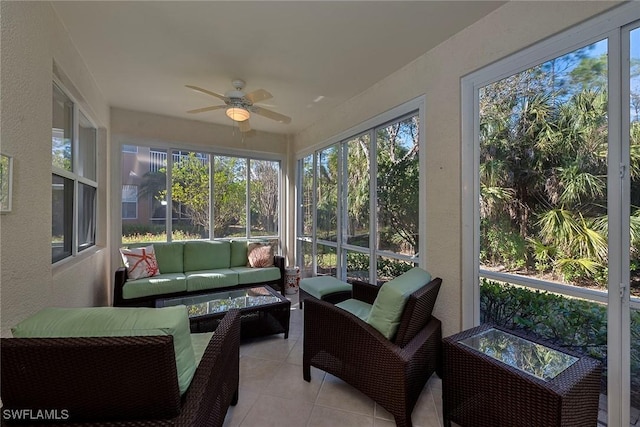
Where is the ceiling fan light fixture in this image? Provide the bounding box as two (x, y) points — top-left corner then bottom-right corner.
(226, 106), (250, 122)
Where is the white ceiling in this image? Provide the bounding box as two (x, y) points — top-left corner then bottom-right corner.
(52, 1), (505, 135)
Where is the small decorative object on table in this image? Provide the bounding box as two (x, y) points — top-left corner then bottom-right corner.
(285, 266), (300, 295)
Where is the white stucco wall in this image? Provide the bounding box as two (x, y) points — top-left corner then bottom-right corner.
(0, 1), (110, 337)
(293, 1), (620, 336)
(110, 107), (288, 154)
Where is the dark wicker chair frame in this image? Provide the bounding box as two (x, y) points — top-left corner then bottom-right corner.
(1, 310), (241, 426)
(303, 277), (443, 427)
(114, 255), (286, 307)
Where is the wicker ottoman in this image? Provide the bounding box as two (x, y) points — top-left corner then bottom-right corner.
(299, 276), (352, 309)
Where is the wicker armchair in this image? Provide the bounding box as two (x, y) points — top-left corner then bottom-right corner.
(303, 277), (442, 427)
(1, 310), (241, 426)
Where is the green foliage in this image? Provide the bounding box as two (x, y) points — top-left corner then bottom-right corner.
(376, 117), (420, 253)
(481, 279), (640, 407)
(377, 258), (414, 281)
(137, 154), (274, 237)
(480, 218), (527, 270)
(249, 160), (279, 233)
(480, 278), (607, 360)
(169, 153), (210, 231)
(346, 252), (369, 272)
(121, 228), (204, 245)
(478, 46), (617, 288)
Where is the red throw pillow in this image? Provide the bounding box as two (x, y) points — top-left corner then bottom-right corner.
(120, 245), (160, 280)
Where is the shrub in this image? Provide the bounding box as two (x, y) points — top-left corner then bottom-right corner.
(480, 219), (527, 270)
(481, 278), (607, 358)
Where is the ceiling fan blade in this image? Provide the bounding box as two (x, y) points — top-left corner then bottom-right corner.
(245, 89), (273, 104)
(239, 120), (252, 133)
(186, 105), (226, 114)
(185, 85), (229, 103)
(251, 106), (291, 124)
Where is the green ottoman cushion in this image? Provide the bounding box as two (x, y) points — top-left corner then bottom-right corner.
(12, 306), (197, 395)
(300, 276), (352, 299)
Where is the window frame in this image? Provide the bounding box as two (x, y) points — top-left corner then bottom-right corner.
(121, 184), (138, 220)
(119, 143), (282, 247)
(52, 80), (98, 264)
(461, 5), (640, 426)
(295, 96), (425, 283)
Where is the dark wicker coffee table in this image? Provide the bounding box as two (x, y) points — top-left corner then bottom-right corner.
(442, 324), (602, 427)
(156, 285), (290, 338)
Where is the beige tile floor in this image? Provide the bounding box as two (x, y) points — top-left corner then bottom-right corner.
(222, 292), (444, 427)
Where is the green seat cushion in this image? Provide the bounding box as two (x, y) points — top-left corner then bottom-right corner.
(190, 332), (214, 367)
(229, 240), (248, 268)
(12, 306), (197, 395)
(185, 269), (238, 292)
(367, 267), (432, 339)
(300, 276), (352, 299)
(335, 299), (373, 322)
(153, 242), (185, 273)
(231, 266), (281, 284)
(123, 273), (187, 299)
(183, 241), (231, 271)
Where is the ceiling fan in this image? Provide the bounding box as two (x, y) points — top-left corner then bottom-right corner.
(185, 79), (291, 133)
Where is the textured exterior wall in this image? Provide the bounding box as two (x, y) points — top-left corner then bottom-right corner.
(0, 2), (110, 337)
(293, 1), (619, 337)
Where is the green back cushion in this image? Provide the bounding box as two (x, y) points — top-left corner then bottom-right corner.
(183, 240), (230, 271)
(12, 306), (197, 395)
(366, 267), (432, 339)
(153, 242), (184, 273)
(229, 240), (248, 267)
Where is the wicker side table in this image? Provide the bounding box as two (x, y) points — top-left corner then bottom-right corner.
(442, 324), (602, 427)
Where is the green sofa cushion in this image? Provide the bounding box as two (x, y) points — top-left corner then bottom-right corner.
(229, 240), (248, 268)
(366, 267), (432, 339)
(11, 306), (197, 395)
(185, 269), (239, 292)
(123, 273), (187, 299)
(335, 299), (373, 322)
(231, 266), (281, 284)
(299, 276), (352, 299)
(183, 241), (231, 271)
(153, 242), (184, 274)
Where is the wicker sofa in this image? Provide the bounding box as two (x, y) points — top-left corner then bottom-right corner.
(115, 240), (285, 307)
(1, 307), (241, 426)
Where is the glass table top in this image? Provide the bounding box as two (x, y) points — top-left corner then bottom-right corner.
(459, 328), (579, 381)
(160, 286), (283, 319)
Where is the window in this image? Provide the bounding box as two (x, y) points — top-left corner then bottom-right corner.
(122, 145), (138, 153)
(52, 82), (97, 263)
(122, 185), (138, 219)
(250, 159), (279, 237)
(120, 144), (280, 247)
(462, 5), (640, 425)
(296, 101), (422, 284)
